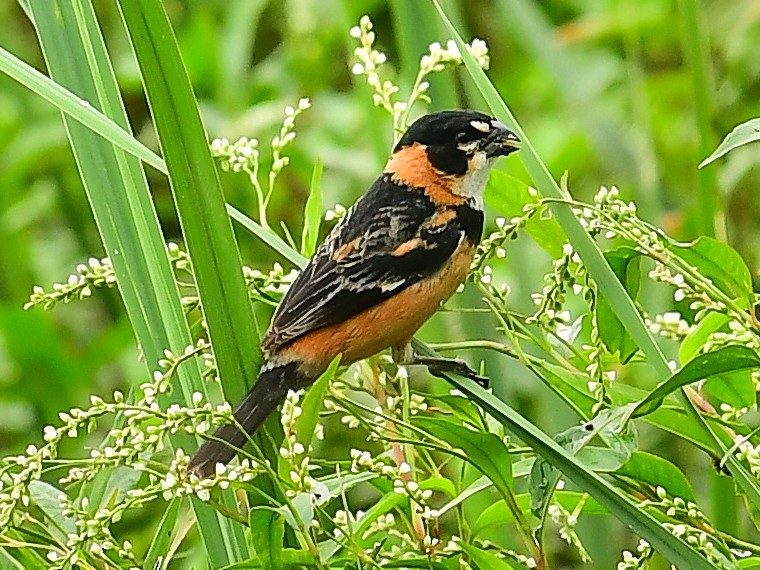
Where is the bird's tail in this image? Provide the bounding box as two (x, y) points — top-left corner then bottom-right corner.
(187, 361), (306, 478)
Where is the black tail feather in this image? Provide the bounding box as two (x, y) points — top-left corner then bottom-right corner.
(188, 361), (304, 478)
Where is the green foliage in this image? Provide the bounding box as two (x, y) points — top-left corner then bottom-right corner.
(3, 1), (760, 569)
(701, 118), (760, 168)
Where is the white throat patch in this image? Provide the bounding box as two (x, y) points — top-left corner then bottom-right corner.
(452, 150), (493, 210)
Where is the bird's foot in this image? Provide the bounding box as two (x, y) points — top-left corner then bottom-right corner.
(411, 355), (490, 388)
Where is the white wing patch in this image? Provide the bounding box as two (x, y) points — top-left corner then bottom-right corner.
(380, 279), (406, 292)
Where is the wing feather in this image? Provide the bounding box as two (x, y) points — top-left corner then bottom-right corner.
(262, 175), (478, 351)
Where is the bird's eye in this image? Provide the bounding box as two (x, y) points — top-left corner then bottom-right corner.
(456, 132), (469, 143)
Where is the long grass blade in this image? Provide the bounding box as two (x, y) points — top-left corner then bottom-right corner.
(0, 45), (165, 173)
(117, 0), (261, 401)
(28, 0), (248, 563)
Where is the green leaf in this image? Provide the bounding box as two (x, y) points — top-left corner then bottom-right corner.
(92, 466), (142, 508)
(349, 491), (405, 547)
(472, 492), (606, 536)
(530, 405), (636, 517)
(432, 394), (487, 429)
(704, 370), (755, 411)
(320, 471), (378, 498)
(29, 481), (75, 537)
(221, 548), (318, 570)
(381, 559), (450, 569)
(437, 475), (493, 517)
(485, 171), (565, 257)
(415, 418), (513, 501)
(532, 360), (595, 417)
(575, 446), (631, 472)
(633, 345), (760, 417)
(680, 311), (729, 363)
(296, 355), (339, 450)
(275, 492), (313, 532)
(300, 159), (323, 257)
(535, 358), (734, 453)
(248, 509), (285, 569)
(615, 452), (695, 502)
(0, 544), (49, 568)
(596, 247), (641, 362)
(459, 542), (516, 570)
(317, 539), (343, 566)
(699, 117), (760, 168)
(143, 498), (181, 570)
(669, 236), (753, 302)
(421, 476), (458, 498)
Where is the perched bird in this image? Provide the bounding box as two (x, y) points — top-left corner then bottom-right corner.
(189, 109), (520, 477)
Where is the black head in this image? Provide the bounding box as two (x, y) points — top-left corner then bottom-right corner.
(394, 110), (521, 175)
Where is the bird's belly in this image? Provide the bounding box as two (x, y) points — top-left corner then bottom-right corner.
(283, 241), (475, 371)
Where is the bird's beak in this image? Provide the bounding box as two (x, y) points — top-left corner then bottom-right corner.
(482, 121), (521, 158)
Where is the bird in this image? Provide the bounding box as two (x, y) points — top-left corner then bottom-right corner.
(188, 109), (521, 478)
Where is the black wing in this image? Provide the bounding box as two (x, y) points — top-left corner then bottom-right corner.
(262, 174), (481, 351)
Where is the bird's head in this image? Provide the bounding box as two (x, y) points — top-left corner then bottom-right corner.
(395, 110), (521, 172)
(387, 110), (521, 207)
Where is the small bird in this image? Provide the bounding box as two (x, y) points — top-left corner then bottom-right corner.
(189, 110), (520, 477)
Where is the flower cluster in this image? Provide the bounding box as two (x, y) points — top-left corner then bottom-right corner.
(471, 214), (525, 276)
(324, 203), (347, 222)
(244, 261), (300, 306)
(350, 15), (490, 138)
(547, 502), (591, 563)
(663, 523), (732, 568)
(24, 243), (194, 311)
(162, 450), (260, 503)
(574, 185), (643, 241)
(421, 38), (489, 73)
(701, 318), (760, 354)
(24, 256), (116, 310)
(646, 311), (694, 340)
(211, 136), (260, 174)
(350, 450), (433, 507)
(635, 488), (730, 566)
(271, 98), (312, 179)
(383, 392), (428, 417)
(210, 98), (310, 229)
(735, 438), (760, 478)
(639, 486), (710, 527)
(528, 243), (585, 331)
(0, 336), (271, 566)
(648, 263), (724, 323)
(350, 16), (392, 110)
(279, 390), (319, 497)
(617, 539), (653, 570)
(46, 492), (140, 569)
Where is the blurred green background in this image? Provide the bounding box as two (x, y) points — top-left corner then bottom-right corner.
(2, 0), (759, 566)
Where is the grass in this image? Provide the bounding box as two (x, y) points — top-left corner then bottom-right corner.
(2, 1), (760, 568)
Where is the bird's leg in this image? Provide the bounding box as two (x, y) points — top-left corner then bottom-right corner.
(391, 342), (490, 388)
